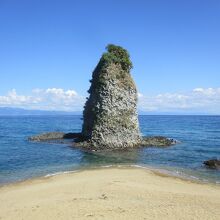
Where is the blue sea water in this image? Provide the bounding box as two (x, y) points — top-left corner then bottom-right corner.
(0, 115), (219, 185)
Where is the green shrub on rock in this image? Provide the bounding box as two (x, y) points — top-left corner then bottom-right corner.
(101, 44), (133, 72)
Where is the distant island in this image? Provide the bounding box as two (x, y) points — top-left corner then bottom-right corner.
(0, 107), (213, 116)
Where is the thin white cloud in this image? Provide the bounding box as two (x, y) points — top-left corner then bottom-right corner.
(193, 87), (220, 96)
(0, 88), (85, 111)
(138, 92), (143, 98)
(0, 87), (220, 114)
(0, 89), (36, 106)
(138, 88), (220, 114)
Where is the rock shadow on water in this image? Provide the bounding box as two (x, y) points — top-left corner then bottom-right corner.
(77, 147), (144, 166)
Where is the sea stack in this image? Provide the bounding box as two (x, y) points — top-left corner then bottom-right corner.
(81, 44), (142, 149)
(28, 45), (178, 148)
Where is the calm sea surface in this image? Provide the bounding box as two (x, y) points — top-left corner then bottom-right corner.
(0, 115), (219, 185)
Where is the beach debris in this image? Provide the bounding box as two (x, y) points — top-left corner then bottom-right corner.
(203, 159), (220, 169)
(99, 194), (108, 200)
(84, 213), (94, 217)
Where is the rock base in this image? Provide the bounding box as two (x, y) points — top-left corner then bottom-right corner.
(28, 132), (178, 151)
(28, 132), (82, 142)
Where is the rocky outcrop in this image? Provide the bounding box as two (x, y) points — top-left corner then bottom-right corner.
(29, 132), (177, 149)
(28, 45), (179, 151)
(79, 44), (142, 149)
(141, 136), (178, 147)
(28, 132), (81, 142)
(204, 159), (220, 169)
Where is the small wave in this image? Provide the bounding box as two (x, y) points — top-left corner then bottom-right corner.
(43, 164), (219, 185)
(130, 165), (148, 169)
(44, 170), (77, 178)
(100, 165), (114, 168)
(122, 164), (220, 185)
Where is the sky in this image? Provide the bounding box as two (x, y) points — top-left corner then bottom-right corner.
(0, 0), (219, 114)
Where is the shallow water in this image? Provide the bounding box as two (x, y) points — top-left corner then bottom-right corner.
(0, 115), (219, 185)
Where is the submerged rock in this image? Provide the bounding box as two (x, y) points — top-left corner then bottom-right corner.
(141, 136), (178, 147)
(204, 159), (220, 169)
(79, 44), (142, 149)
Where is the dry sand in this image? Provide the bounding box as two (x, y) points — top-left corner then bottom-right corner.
(0, 167), (220, 220)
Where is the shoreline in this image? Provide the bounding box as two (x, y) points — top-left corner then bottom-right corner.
(0, 164), (219, 188)
(0, 167), (219, 220)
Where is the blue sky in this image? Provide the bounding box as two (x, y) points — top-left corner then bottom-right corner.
(0, 0), (220, 113)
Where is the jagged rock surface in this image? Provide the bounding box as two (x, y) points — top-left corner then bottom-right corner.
(29, 132), (177, 149)
(140, 136), (179, 147)
(28, 132), (81, 141)
(80, 45), (142, 149)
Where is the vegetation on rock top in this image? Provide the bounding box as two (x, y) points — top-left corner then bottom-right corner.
(100, 44), (133, 72)
(89, 44), (135, 94)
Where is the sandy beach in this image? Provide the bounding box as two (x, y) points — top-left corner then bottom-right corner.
(0, 167), (219, 220)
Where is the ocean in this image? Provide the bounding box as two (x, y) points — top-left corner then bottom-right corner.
(0, 115), (219, 185)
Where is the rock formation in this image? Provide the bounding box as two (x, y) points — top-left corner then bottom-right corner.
(204, 159), (220, 169)
(29, 44), (179, 151)
(28, 132), (81, 142)
(80, 44), (142, 149)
